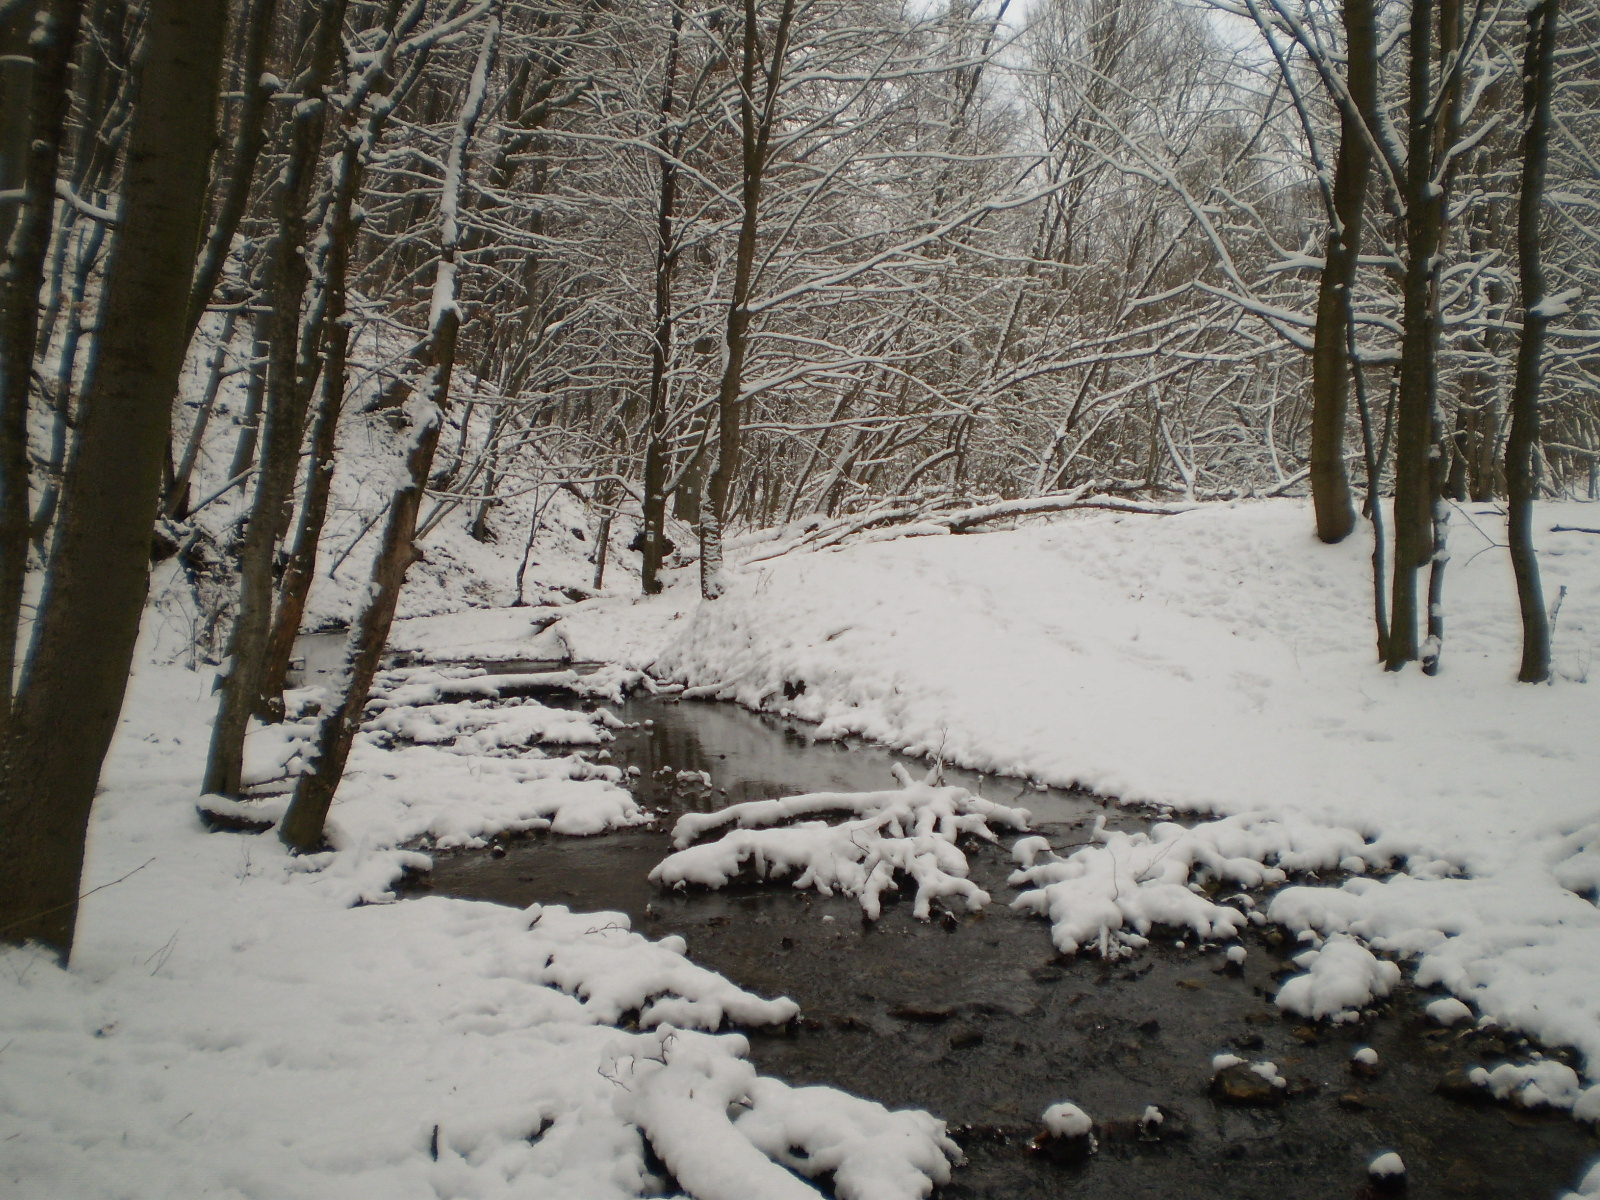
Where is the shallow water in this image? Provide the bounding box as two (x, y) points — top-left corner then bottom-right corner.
(404, 696), (1600, 1199)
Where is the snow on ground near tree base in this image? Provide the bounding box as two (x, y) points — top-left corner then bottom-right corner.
(0, 665), (959, 1199)
(639, 499), (1600, 1076)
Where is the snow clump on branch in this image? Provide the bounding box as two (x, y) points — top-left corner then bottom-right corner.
(649, 764), (1030, 920)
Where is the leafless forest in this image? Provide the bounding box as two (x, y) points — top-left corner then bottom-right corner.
(1, 0), (1596, 954)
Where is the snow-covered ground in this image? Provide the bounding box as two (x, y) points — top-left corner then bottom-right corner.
(7, 496), (1600, 1197)
(0, 664), (959, 1199)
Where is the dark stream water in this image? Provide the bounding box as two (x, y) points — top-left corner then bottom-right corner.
(402, 694), (1600, 1200)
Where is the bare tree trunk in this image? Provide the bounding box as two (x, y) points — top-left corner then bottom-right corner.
(0, 0), (227, 958)
(31, 215), (109, 547)
(205, 0), (346, 797)
(1387, 0), (1456, 671)
(164, 307), (240, 519)
(182, 0), (279, 349)
(229, 307), (270, 479)
(279, 8), (497, 853)
(702, 0), (798, 600)
(1308, 0), (1377, 545)
(0, 0), (82, 731)
(640, 5), (681, 596)
(1506, 0), (1558, 683)
(257, 3), (419, 715)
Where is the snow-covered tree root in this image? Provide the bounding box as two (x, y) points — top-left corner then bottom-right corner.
(611, 1026), (961, 1200)
(650, 765), (1030, 920)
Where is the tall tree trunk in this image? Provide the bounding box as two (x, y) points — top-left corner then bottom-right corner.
(204, 0), (346, 797)
(164, 306), (239, 519)
(278, 8), (496, 853)
(639, 5), (681, 596)
(1386, 0), (1453, 670)
(1308, 0), (1377, 544)
(1506, 0), (1558, 683)
(0, 0), (83, 732)
(0, 0), (227, 958)
(701, 0), (798, 600)
(182, 0), (279, 351)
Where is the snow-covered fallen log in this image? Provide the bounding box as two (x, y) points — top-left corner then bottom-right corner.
(529, 905), (797, 1029)
(612, 1027), (961, 1200)
(650, 765), (1030, 920)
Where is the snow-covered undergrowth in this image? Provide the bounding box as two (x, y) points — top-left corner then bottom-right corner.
(0, 663), (960, 1199)
(229, 665), (654, 864)
(650, 765), (1029, 919)
(646, 499), (1600, 1083)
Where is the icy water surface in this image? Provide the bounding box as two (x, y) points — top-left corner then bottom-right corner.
(404, 696), (1600, 1200)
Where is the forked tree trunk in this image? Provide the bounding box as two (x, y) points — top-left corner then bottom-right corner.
(1506, 0), (1558, 683)
(205, 0), (346, 796)
(279, 9), (497, 853)
(0, 0), (227, 958)
(1387, 0), (1463, 671)
(257, 2), (422, 714)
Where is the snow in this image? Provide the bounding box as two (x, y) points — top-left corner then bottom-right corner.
(1427, 996), (1475, 1026)
(1369, 1151), (1406, 1178)
(1274, 934), (1401, 1022)
(650, 765), (1028, 920)
(1353, 1046), (1380, 1066)
(644, 499), (1600, 1078)
(0, 661), (958, 1199)
(1041, 1101), (1094, 1138)
(1565, 1162), (1600, 1200)
(1469, 1061), (1587, 1110)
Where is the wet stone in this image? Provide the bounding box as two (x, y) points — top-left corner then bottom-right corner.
(1437, 1068), (1491, 1103)
(1210, 1064), (1287, 1106)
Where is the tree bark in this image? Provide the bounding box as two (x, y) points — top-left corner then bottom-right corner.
(1506, 0), (1557, 683)
(0, 0), (227, 957)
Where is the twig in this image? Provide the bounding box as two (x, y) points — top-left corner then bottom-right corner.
(0, 858), (156, 936)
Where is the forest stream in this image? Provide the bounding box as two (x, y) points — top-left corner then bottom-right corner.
(397, 679), (1600, 1199)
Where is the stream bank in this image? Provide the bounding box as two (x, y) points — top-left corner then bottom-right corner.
(400, 693), (1600, 1199)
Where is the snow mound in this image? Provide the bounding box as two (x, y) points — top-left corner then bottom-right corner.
(1041, 1102), (1094, 1138)
(613, 1027), (959, 1200)
(1369, 1151), (1405, 1178)
(650, 765), (1029, 920)
(1274, 934), (1400, 1021)
(1427, 996), (1474, 1026)
(530, 905), (798, 1029)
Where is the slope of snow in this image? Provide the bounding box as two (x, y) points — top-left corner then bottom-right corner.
(642, 499), (1600, 1076)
